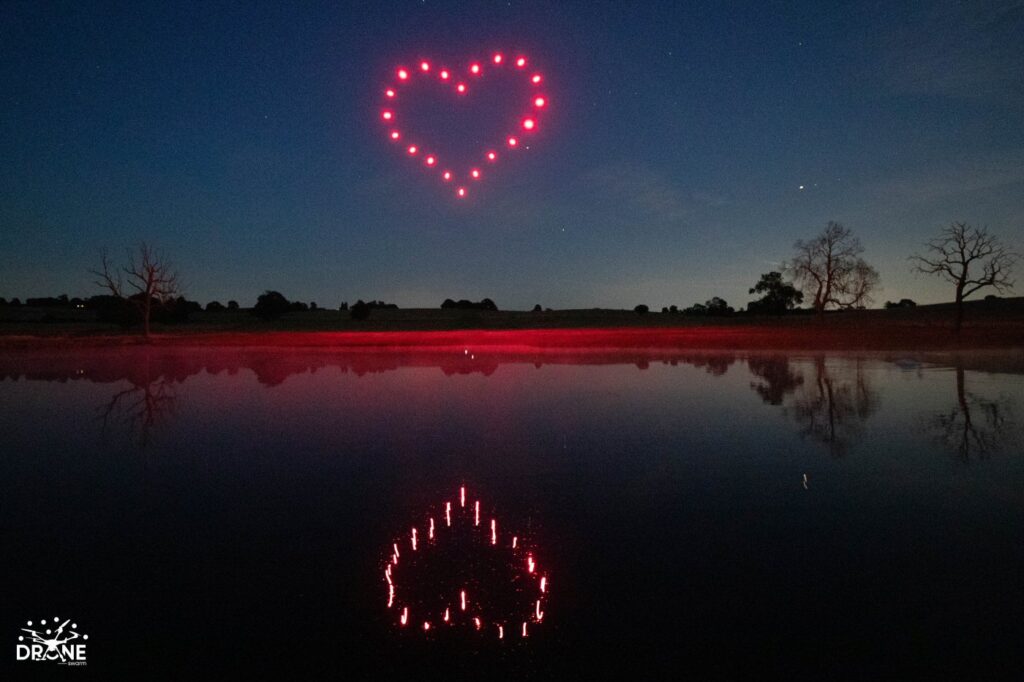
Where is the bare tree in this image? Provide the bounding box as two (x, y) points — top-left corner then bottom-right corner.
(909, 222), (1017, 334)
(786, 221), (880, 313)
(91, 243), (180, 338)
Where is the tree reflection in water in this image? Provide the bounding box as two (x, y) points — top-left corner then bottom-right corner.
(747, 355), (803, 405)
(748, 355), (879, 457)
(98, 354), (178, 448)
(932, 363), (1014, 461)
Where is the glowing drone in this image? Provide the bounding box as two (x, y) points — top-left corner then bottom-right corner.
(380, 53), (547, 198)
(383, 485), (547, 640)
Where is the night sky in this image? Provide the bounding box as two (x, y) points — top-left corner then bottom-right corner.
(2, 1), (1022, 309)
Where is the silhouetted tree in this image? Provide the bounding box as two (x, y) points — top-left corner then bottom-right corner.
(532, 304), (542, 312)
(683, 298), (734, 316)
(884, 299), (917, 309)
(350, 299), (371, 320)
(441, 298), (498, 311)
(252, 291), (291, 320)
(910, 222), (1017, 333)
(339, 301), (349, 311)
(634, 304), (649, 314)
(706, 297), (733, 315)
(206, 301), (226, 312)
(91, 243), (181, 338)
(682, 303), (707, 316)
(787, 222), (879, 313)
(747, 271), (803, 315)
(227, 300), (239, 310)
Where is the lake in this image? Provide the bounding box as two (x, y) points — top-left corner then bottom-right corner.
(1, 346), (1022, 679)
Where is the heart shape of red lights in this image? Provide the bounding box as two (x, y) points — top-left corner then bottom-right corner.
(380, 53), (547, 198)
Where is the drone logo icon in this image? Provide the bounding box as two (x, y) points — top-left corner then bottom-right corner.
(15, 617), (88, 665)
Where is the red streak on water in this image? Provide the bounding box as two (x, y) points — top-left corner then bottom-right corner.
(491, 518), (497, 545)
(540, 576), (546, 593)
(429, 517), (435, 540)
(400, 607), (408, 625)
(474, 500), (480, 526)
(460, 486), (465, 507)
(444, 608), (450, 622)
(461, 589), (467, 610)
(527, 555), (535, 573)
(522, 622), (528, 637)
(445, 502), (451, 526)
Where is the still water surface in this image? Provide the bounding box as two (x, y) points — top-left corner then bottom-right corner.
(1, 347), (1022, 678)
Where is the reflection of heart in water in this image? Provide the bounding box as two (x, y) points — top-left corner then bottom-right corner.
(383, 486), (547, 640)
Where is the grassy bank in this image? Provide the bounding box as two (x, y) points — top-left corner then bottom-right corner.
(1, 298), (1021, 350)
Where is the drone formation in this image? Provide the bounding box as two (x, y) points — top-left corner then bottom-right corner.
(383, 485), (548, 640)
(380, 53), (547, 198)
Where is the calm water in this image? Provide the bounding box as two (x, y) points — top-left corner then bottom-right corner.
(1, 347), (1022, 679)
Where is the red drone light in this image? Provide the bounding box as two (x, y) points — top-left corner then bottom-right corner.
(383, 486), (548, 640)
(381, 52), (548, 198)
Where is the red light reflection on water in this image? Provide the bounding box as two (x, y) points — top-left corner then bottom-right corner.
(382, 485), (548, 640)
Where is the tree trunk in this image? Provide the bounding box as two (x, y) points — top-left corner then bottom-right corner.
(143, 296), (151, 339)
(953, 286), (964, 336)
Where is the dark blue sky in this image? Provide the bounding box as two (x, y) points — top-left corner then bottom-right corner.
(2, 1), (1022, 309)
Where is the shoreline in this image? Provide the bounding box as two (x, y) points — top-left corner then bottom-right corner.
(0, 324), (1021, 351)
